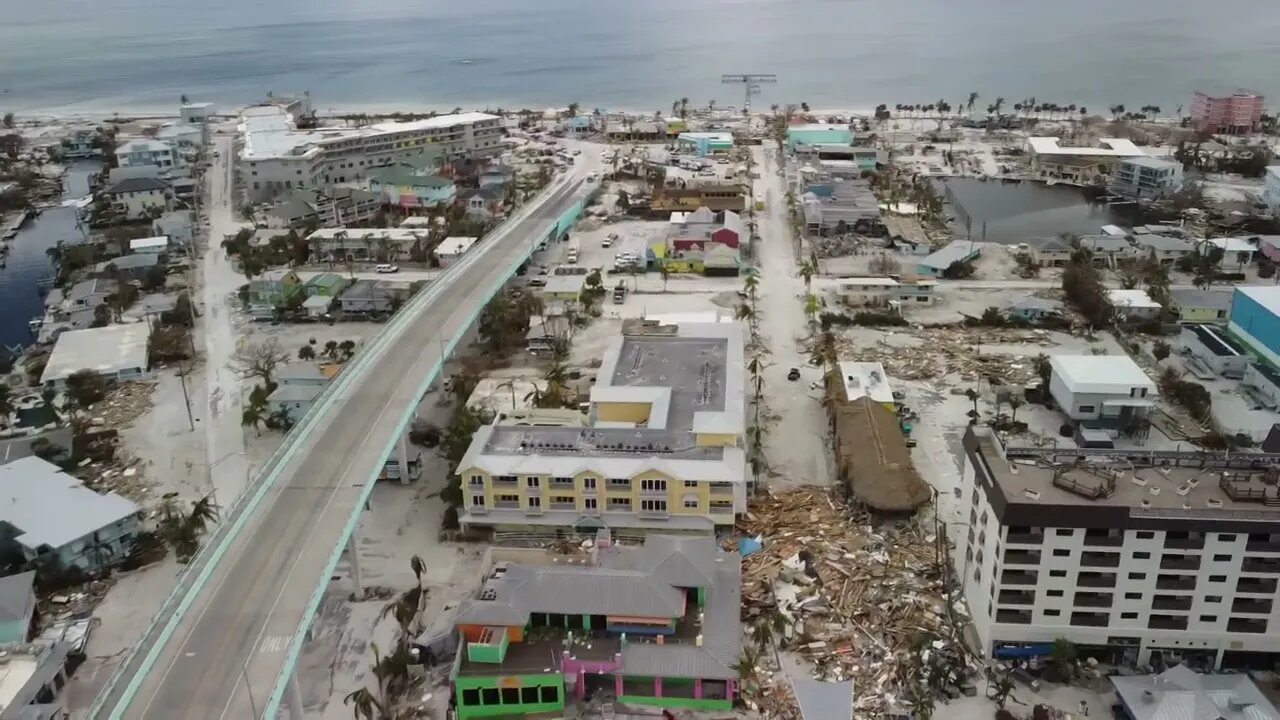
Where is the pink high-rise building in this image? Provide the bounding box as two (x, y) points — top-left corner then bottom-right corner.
(1190, 89), (1265, 134)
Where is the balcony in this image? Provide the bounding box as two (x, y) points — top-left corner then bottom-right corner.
(1003, 549), (1042, 566)
(1073, 593), (1113, 609)
(998, 590), (1036, 606)
(1164, 533), (1205, 550)
(1241, 557), (1280, 574)
(1246, 534), (1280, 553)
(1070, 612), (1110, 627)
(996, 609), (1032, 625)
(581, 483), (598, 495)
(1148, 615), (1189, 631)
(1006, 529), (1045, 545)
(1236, 577), (1278, 594)
(1160, 555), (1202, 572)
(638, 484), (669, 496)
(492, 476), (518, 487)
(548, 502), (577, 512)
(1001, 570), (1038, 586)
(493, 500), (520, 510)
(638, 508), (670, 519)
(1227, 617), (1268, 634)
(549, 478), (576, 489)
(709, 483), (734, 495)
(1083, 530), (1125, 548)
(1078, 572), (1117, 589)
(525, 503), (544, 516)
(1232, 598), (1273, 615)
(1156, 575), (1197, 591)
(606, 481), (632, 492)
(1151, 595), (1192, 612)
(1081, 552), (1121, 569)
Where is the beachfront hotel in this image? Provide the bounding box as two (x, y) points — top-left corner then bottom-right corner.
(238, 103), (503, 202)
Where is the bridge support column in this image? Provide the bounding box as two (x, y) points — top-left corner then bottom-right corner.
(398, 433), (411, 486)
(286, 667), (305, 719)
(347, 533), (363, 596)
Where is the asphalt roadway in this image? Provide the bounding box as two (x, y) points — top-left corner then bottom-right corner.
(93, 174), (589, 719)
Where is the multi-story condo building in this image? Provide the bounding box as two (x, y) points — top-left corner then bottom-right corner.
(960, 425), (1280, 669)
(1110, 156), (1183, 198)
(239, 105), (503, 202)
(115, 139), (182, 170)
(458, 321), (747, 535)
(1190, 90), (1265, 135)
(1263, 166), (1280, 214)
(449, 532), (740, 719)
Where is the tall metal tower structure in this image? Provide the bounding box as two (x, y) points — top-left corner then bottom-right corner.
(721, 74), (777, 115)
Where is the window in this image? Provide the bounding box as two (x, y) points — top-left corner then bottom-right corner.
(608, 478), (630, 487)
(1209, 575), (1227, 582)
(462, 689), (480, 706)
(608, 497), (632, 509)
(1134, 552), (1151, 560)
(1136, 531), (1155, 540)
(1128, 572), (1146, 580)
(482, 688), (500, 705)
(1044, 609), (1060, 617)
(582, 477), (597, 489)
(471, 495), (485, 507)
(1205, 595), (1222, 603)
(1125, 592), (1142, 599)
(584, 498), (597, 510)
(684, 480), (699, 488)
(526, 477), (540, 487)
(640, 478), (667, 492)
(521, 687), (539, 703)
(528, 497), (541, 509)
(1078, 405), (1096, 414)
(1047, 590), (1064, 597)
(1219, 534), (1237, 542)
(684, 498), (700, 509)
(469, 475), (484, 487)
(1122, 612), (1138, 619)
(710, 500), (734, 510)
(641, 499), (667, 512)
(1055, 529), (1074, 536)
(495, 475), (517, 484)
(1050, 570), (1067, 577)
(540, 686), (558, 703)
(1200, 615), (1218, 622)
(1053, 549), (1071, 557)
(502, 688), (519, 704)
(551, 495), (574, 505)
(551, 476), (573, 485)
(1213, 554), (1231, 562)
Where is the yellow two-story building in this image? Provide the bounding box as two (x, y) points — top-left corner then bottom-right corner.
(457, 321), (747, 535)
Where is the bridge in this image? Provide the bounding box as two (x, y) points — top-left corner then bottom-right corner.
(90, 169), (596, 719)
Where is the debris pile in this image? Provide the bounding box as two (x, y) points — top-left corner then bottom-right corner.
(736, 488), (977, 716)
(835, 326), (1059, 383)
(90, 382), (156, 428)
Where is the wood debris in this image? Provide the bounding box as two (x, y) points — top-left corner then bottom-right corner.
(735, 488), (978, 717)
(836, 326), (1059, 383)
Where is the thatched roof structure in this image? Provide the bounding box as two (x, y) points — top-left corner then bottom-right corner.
(825, 372), (930, 512)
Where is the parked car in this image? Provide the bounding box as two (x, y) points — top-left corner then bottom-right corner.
(375, 264), (400, 274)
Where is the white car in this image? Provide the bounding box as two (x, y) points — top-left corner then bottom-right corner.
(602, 237), (613, 248)
(374, 264), (400, 274)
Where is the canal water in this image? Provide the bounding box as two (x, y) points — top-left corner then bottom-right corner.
(938, 177), (1139, 246)
(0, 163), (100, 353)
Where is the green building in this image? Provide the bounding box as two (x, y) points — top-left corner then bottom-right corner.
(447, 534), (741, 719)
(786, 123), (853, 152)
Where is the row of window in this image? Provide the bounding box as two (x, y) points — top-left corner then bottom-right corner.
(477, 474), (733, 491)
(469, 495), (734, 513)
(460, 685), (559, 708)
(996, 609), (1269, 633)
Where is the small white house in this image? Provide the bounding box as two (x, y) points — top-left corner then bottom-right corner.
(437, 236), (479, 267)
(1048, 355), (1157, 424)
(1107, 288), (1163, 322)
(180, 102), (216, 124)
(1201, 237), (1257, 268)
(103, 177), (171, 220)
(129, 235), (170, 254)
(267, 364), (330, 420)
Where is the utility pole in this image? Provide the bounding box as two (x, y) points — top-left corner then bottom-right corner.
(720, 74), (778, 116)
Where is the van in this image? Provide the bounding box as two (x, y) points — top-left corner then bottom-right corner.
(566, 249), (579, 264)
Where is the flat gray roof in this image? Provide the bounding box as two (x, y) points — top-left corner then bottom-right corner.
(0, 457), (140, 551)
(41, 323), (150, 385)
(1112, 665), (1279, 720)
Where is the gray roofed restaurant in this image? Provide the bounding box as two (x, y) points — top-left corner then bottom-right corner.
(451, 531), (742, 716)
(1112, 665), (1280, 720)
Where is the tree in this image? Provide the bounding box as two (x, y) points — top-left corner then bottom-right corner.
(1, 113), (14, 129)
(343, 687), (384, 720)
(1152, 340), (1171, 361)
(323, 340), (339, 360)
(241, 401), (267, 436)
(1051, 637), (1079, 682)
(298, 345), (316, 361)
(1008, 398), (1024, 425)
(798, 260), (815, 293)
(803, 293), (821, 323)
(339, 339), (357, 361)
(232, 338), (290, 385)
(966, 92), (979, 116)
(65, 370), (109, 411)
(965, 388), (979, 417)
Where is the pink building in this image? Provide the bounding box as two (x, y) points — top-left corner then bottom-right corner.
(1190, 90), (1264, 134)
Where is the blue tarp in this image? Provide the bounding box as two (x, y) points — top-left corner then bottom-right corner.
(739, 535), (763, 557)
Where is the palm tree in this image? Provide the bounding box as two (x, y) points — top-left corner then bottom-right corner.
(241, 403), (266, 436)
(679, 97), (689, 119)
(339, 339), (357, 361)
(343, 687), (383, 720)
(965, 388), (979, 417)
(798, 259), (815, 293)
(803, 293), (820, 323)
(1008, 398), (1024, 425)
(323, 340), (339, 360)
(966, 92), (979, 116)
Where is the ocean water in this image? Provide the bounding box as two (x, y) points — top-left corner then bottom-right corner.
(2, 0), (1280, 116)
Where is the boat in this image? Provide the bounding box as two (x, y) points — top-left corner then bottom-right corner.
(15, 209), (33, 227)
(27, 317), (42, 332)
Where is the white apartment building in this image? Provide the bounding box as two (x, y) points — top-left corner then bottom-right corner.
(1048, 354), (1157, 424)
(1264, 166), (1280, 214)
(961, 426), (1280, 669)
(115, 139), (182, 169)
(239, 105), (504, 202)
